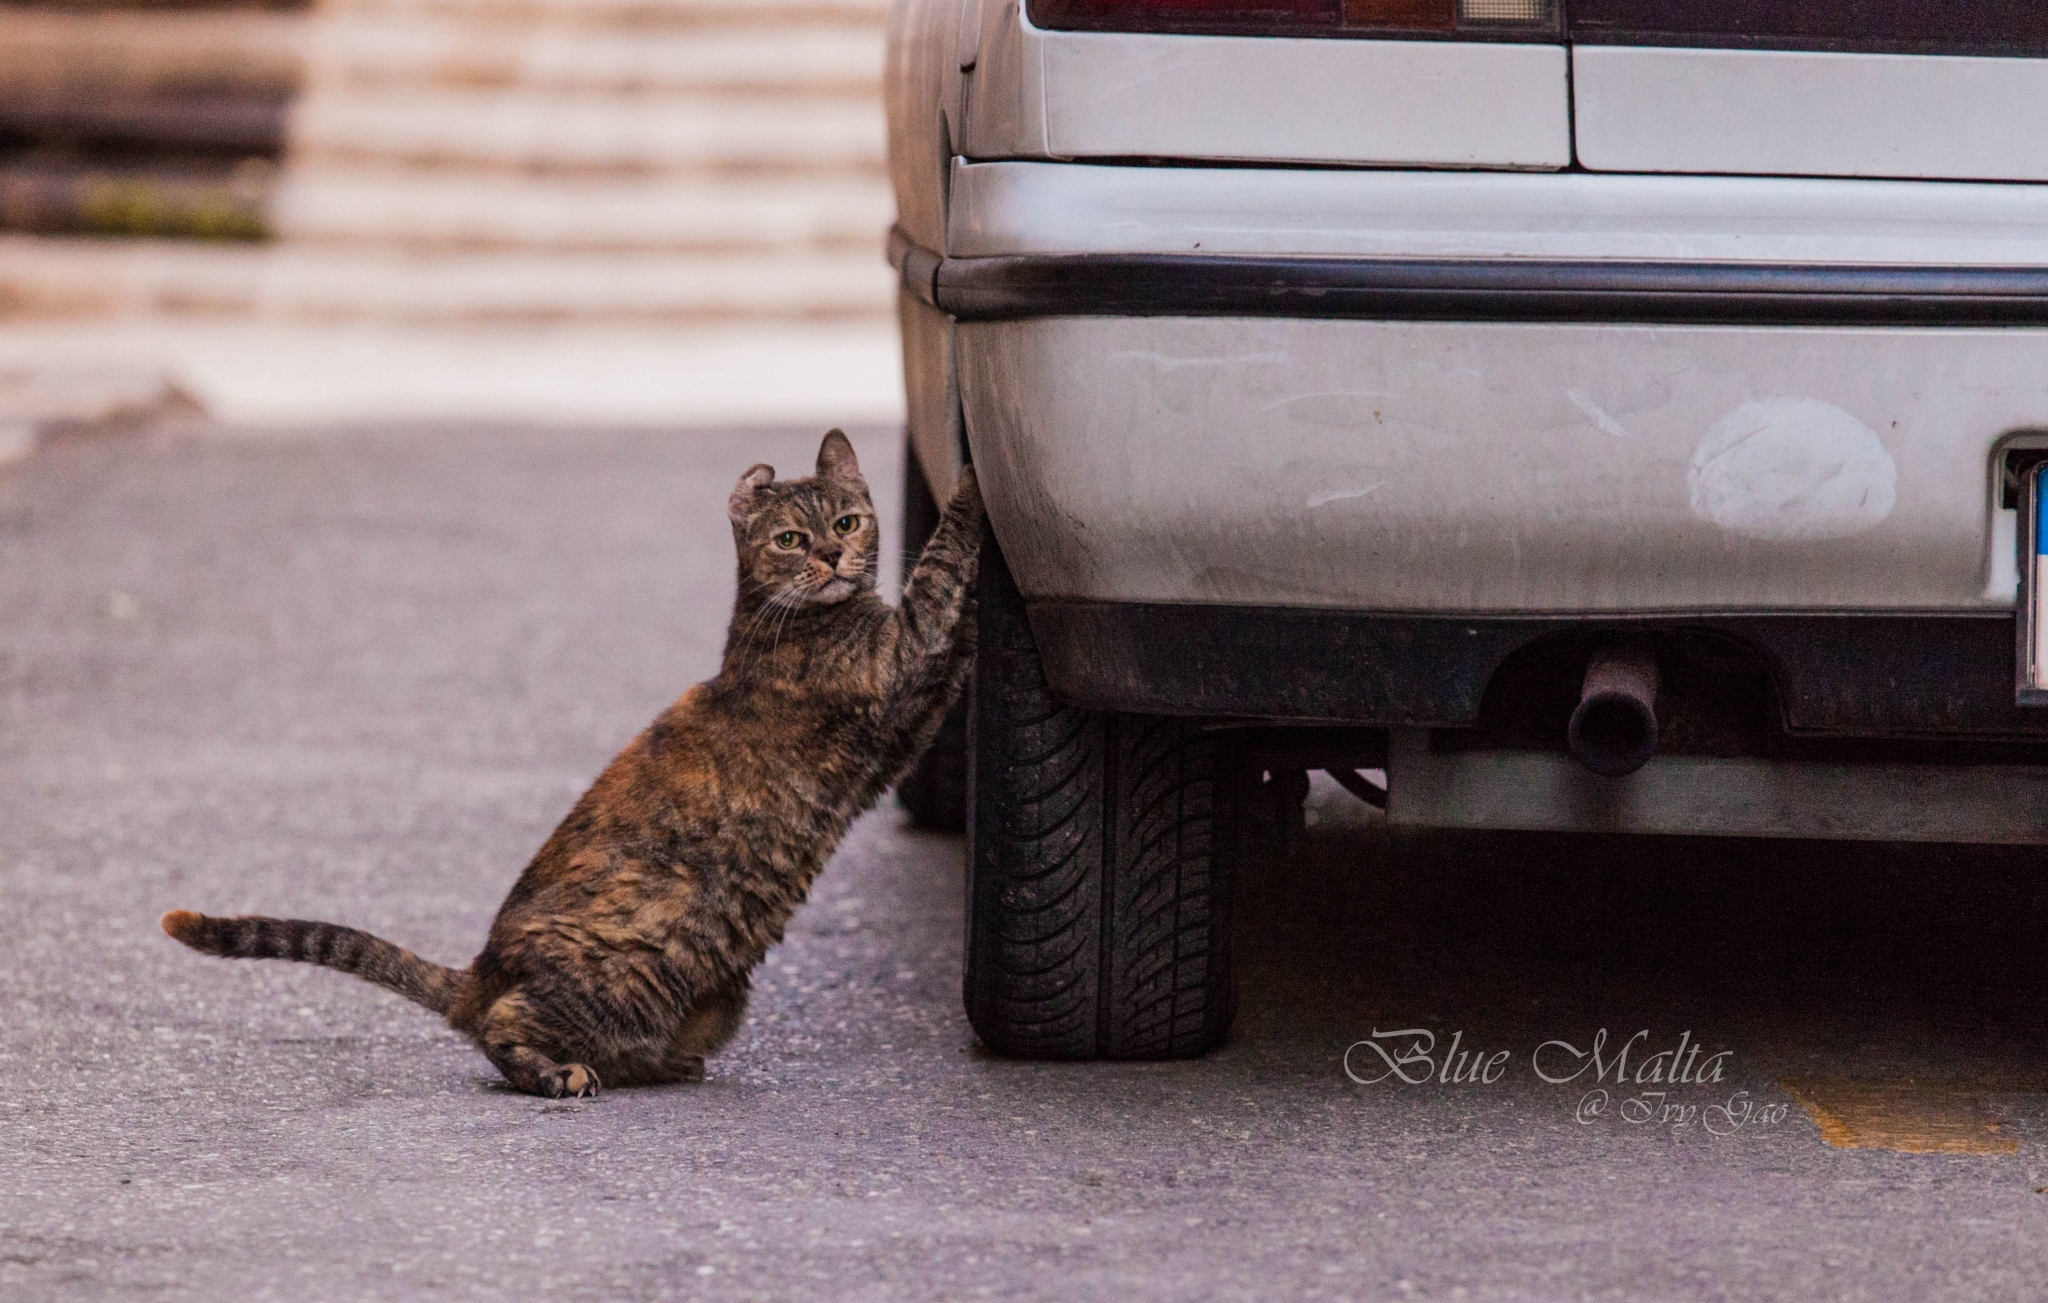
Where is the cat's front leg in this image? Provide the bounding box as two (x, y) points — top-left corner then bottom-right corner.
(893, 464), (985, 687)
(878, 466), (983, 781)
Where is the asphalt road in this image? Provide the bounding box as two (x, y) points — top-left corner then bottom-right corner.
(4, 422), (2048, 1302)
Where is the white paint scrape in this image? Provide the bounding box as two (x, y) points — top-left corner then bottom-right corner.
(1687, 397), (1897, 542)
(1566, 389), (1632, 440)
(1305, 482), (1385, 509)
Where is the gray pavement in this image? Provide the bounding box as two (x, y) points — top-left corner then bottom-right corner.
(5, 422), (2048, 1302)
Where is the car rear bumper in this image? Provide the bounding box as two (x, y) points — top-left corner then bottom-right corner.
(898, 163), (2048, 728)
(937, 311), (2044, 615)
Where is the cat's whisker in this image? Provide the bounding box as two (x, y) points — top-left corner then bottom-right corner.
(732, 594), (782, 652)
(747, 589), (805, 658)
(767, 583), (810, 654)
(730, 584), (803, 669)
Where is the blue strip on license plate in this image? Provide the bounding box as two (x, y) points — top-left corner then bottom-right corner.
(2033, 467), (2048, 692)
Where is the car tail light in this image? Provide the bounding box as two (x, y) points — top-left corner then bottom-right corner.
(1031, 0), (1558, 39)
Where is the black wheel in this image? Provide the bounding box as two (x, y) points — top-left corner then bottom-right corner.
(896, 438), (968, 832)
(964, 538), (1237, 1060)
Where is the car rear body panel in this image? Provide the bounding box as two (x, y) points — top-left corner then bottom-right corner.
(959, 3), (1570, 167)
(1035, 33), (1569, 166)
(1574, 47), (2048, 182)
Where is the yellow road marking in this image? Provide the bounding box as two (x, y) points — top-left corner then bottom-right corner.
(1779, 1078), (2018, 1154)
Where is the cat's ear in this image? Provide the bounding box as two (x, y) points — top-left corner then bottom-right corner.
(728, 464), (775, 525)
(815, 429), (865, 489)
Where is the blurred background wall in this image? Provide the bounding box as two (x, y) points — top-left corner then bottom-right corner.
(0, 0), (902, 446)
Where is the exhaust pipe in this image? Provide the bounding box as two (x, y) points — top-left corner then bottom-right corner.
(1567, 648), (1660, 777)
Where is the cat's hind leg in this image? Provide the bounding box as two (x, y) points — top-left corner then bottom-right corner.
(476, 991), (601, 1099)
(641, 988), (750, 1085)
(679, 987), (749, 1057)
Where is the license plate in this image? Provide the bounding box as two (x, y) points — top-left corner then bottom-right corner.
(2024, 462), (2048, 703)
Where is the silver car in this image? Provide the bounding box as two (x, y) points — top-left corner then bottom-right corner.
(883, 0), (2048, 1060)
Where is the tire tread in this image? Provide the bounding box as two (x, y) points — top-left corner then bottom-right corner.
(965, 542), (1234, 1060)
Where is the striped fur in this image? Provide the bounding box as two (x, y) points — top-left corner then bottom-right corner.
(162, 431), (985, 1100)
(161, 910), (462, 1013)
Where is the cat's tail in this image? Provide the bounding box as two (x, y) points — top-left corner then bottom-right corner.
(161, 910), (464, 1015)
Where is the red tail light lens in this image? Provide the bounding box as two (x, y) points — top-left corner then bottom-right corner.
(1031, 0), (1558, 39)
(1345, 0), (1454, 30)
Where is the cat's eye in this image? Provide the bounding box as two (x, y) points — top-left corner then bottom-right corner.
(832, 514), (862, 537)
(774, 530), (804, 549)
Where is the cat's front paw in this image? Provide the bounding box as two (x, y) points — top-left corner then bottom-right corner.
(949, 464), (983, 517)
(543, 1063), (602, 1099)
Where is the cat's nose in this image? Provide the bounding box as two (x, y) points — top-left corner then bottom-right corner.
(817, 549), (843, 570)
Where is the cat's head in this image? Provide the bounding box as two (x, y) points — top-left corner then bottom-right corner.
(726, 430), (879, 607)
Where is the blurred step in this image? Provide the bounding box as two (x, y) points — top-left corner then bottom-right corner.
(287, 88), (884, 175)
(270, 166), (888, 250)
(0, 9), (301, 96)
(0, 160), (273, 238)
(307, 17), (882, 95)
(0, 92), (290, 155)
(0, 8), (301, 154)
(260, 246), (893, 320)
(0, 0), (896, 324)
(0, 235), (893, 321)
(0, 318), (905, 427)
(0, 236), (261, 316)
(0, 7), (297, 243)
(7, 0), (310, 10)
(321, 0), (887, 29)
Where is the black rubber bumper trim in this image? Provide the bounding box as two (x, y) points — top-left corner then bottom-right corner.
(889, 228), (2048, 327)
(1026, 601), (2048, 738)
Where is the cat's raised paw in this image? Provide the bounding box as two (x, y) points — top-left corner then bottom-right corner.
(544, 1064), (601, 1099)
(951, 464), (982, 512)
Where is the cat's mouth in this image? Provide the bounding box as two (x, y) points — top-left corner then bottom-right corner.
(809, 576), (857, 604)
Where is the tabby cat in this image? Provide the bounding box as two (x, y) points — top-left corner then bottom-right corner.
(164, 430), (984, 1098)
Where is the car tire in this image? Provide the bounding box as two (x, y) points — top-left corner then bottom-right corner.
(895, 439), (969, 832)
(964, 537), (1237, 1060)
